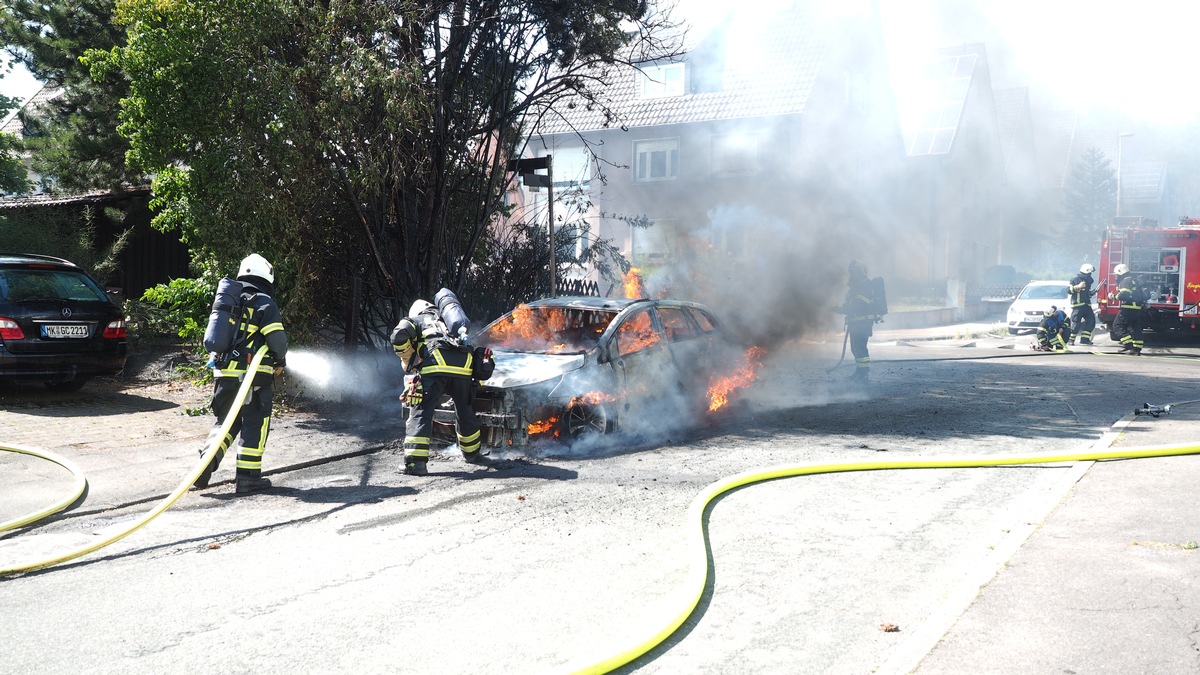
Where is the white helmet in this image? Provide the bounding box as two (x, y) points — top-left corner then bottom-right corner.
(1113, 263), (1129, 276)
(237, 253), (274, 284)
(1044, 305), (1058, 317)
(408, 299), (435, 319)
(1079, 263), (1095, 275)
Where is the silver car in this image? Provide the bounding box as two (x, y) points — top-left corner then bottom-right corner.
(433, 296), (724, 448)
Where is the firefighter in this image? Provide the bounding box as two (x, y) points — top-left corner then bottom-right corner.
(195, 254), (288, 493)
(1068, 263), (1097, 345)
(1035, 306), (1071, 352)
(1112, 263), (1147, 355)
(839, 260), (880, 380)
(391, 299), (487, 475)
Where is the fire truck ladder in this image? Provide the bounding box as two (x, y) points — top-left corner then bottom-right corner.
(1108, 232), (1124, 268)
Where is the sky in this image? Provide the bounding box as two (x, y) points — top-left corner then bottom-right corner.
(4, 1), (1200, 127)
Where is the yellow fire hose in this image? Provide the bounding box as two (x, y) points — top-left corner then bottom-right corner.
(0, 346), (267, 576)
(559, 411), (1200, 674)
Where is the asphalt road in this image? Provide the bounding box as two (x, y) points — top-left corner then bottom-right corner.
(3, 329), (1200, 674)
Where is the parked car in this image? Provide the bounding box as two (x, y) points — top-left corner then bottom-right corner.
(0, 254), (128, 391)
(432, 296), (726, 448)
(1006, 280), (1070, 335)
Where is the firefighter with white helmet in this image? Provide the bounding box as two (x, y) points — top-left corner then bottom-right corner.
(390, 290), (491, 475)
(194, 253), (288, 493)
(1067, 263), (1097, 345)
(1112, 263), (1146, 355)
(1035, 305), (1071, 351)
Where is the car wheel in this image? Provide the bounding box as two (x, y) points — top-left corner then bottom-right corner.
(565, 401), (615, 437)
(45, 378), (89, 392)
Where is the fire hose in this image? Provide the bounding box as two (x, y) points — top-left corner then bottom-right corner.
(558, 402), (1197, 675)
(0, 346), (267, 576)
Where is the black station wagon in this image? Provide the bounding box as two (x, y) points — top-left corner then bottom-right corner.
(0, 254), (128, 391)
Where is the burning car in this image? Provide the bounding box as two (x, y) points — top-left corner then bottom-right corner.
(432, 296), (726, 448)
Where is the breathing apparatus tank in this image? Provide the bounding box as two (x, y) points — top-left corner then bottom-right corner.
(202, 277), (247, 354)
(434, 288), (471, 343)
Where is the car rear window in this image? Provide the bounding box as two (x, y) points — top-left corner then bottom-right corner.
(0, 268), (109, 303)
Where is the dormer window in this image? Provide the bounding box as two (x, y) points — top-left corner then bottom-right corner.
(639, 63), (685, 98)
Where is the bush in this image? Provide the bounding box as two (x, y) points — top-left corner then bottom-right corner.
(138, 276), (214, 345)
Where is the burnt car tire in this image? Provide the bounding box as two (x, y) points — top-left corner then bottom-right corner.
(565, 402), (616, 438)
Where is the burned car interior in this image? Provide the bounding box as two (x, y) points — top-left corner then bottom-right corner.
(430, 296), (722, 449)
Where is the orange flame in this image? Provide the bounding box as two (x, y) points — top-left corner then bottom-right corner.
(487, 304), (573, 353)
(623, 268), (645, 299)
(571, 391), (617, 405)
(707, 346), (766, 412)
(528, 416), (560, 436)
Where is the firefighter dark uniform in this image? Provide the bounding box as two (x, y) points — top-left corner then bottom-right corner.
(1068, 264), (1096, 345)
(1036, 306), (1071, 351)
(392, 302), (485, 476)
(195, 254), (287, 493)
(841, 261), (879, 380)
(1113, 267), (1146, 355)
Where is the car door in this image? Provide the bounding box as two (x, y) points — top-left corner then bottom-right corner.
(606, 305), (675, 420)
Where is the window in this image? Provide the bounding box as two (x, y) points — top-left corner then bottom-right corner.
(712, 132), (760, 175)
(635, 138), (678, 182)
(657, 307), (698, 342)
(639, 63), (685, 98)
(616, 309), (662, 356)
(550, 146), (592, 191)
(688, 308), (716, 332)
(631, 218), (678, 263)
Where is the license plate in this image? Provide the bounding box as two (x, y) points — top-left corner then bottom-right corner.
(43, 324), (90, 338)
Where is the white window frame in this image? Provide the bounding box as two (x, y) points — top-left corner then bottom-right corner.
(634, 138), (679, 183)
(639, 63), (685, 99)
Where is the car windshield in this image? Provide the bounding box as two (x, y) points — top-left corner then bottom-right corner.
(0, 269), (109, 303)
(1019, 284), (1068, 300)
(478, 305), (618, 354)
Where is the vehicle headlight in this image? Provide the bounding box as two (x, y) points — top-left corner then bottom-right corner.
(1007, 306), (1019, 321)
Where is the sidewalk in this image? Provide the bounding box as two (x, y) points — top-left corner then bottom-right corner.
(911, 401), (1200, 673)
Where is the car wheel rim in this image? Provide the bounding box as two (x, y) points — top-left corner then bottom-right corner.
(567, 403), (608, 436)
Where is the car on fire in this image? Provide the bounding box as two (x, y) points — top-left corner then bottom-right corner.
(432, 296), (725, 448)
(0, 254), (128, 390)
(1005, 280), (1071, 335)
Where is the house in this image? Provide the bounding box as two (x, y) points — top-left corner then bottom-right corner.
(526, 0), (909, 313)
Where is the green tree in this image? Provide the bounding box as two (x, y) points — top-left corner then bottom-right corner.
(84, 0), (681, 345)
(1059, 145), (1116, 260)
(0, 0), (141, 192)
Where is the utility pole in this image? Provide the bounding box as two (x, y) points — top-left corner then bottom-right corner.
(507, 155), (556, 297)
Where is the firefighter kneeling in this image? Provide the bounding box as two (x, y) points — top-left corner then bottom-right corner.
(390, 292), (494, 476)
(1034, 306), (1071, 352)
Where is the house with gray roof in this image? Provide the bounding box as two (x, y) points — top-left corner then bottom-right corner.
(525, 1), (910, 305)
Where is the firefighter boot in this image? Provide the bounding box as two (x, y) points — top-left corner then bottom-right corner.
(463, 450), (491, 466)
(403, 456), (429, 476)
(851, 367), (869, 381)
(235, 472), (272, 494)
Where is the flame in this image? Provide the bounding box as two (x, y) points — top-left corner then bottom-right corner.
(707, 346), (767, 412)
(528, 416), (560, 436)
(623, 268), (645, 299)
(571, 391), (616, 405)
(616, 309), (661, 354)
(487, 304), (572, 352)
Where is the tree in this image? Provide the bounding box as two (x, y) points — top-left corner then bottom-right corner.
(1058, 145), (1116, 261)
(85, 0), (682, 345)
(0, 0), (141, 192)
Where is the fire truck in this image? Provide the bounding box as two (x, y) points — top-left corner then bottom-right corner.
(1097, 216), (1200, 335)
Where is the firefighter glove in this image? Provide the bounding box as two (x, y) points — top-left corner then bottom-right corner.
(402, 375), (423, 407)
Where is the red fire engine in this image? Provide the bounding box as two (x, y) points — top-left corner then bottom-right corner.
(1097, 216), (1200, 335)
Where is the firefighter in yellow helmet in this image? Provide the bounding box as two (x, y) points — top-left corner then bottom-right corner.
(1112, 263), (1147, 355)
(390, 297), (493, 475)
(194, 253), (288, 493)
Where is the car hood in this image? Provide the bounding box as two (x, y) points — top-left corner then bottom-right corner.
(487, 351), (587, 388)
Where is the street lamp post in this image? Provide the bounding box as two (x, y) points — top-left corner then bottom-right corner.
(1116, 132), (1134, 218)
